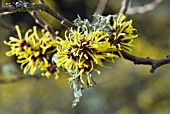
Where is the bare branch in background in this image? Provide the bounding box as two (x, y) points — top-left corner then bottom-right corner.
(29, 11), (57, 39)
(0, 2), (76, 29)
(121, 51), (170, 73)
(92, 0), (108, 23)
(0, 0), (2, 8)
(118, 0), (170, 72)
(0, 18), (16, 35)
(118, 0), (131, 15)
(127, 0), (163, 15)
(1, 0), (169, 75)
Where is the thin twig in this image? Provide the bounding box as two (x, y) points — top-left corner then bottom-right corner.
(92, 0), (108, 23)
(1, 1), (170, 74)
(118, 0), (170, 72)
(39, 0), (45, 4)
(0, 3), (76, 29)
(0, 0), (2, 8)
(0, 18), (16, 34)
(118, 0), (131, 15)
(127, 0), (163, 15)
(121, 50), (170, 73)
(29, 11), (57, 39)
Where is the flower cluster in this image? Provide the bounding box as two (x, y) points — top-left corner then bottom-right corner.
(4, 14), (138, 107)
(106, 14), (138, 55)
(53, 26), (118, 86)
(52, 14), (137, 106)
(63, 14), (138, 84)
(4, 25), (59, 79)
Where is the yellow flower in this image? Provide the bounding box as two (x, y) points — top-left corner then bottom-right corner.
(4, 25), (32, 56)
(54, 27), (118, 86)
(107, 14), (138, 55)
(4, 25), (59, 78)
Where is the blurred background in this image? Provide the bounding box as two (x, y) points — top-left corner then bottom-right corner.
(0, 0), (170, 114)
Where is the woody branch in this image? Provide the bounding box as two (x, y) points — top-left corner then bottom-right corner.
(0, 0), (169, 75)
(0, 1), (76, 29)
(119, 0), (169, 73)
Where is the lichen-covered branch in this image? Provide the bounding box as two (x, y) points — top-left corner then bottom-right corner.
(1, 0), (169, 74)
(1, 0), (170, 108)
(0, 2), (76, 29)
(121, 50), (170, 73)
(92, 0), (108, 23)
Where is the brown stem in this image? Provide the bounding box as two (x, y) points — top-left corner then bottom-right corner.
(118, 0), (131, 15)
(0, 3), (76, 29)
(0, 0), (2, 8)
(121, 50), (170, 73)
(29, 11), (57, 39)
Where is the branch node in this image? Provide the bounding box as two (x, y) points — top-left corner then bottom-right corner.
(150, 68), (155, 73)
(146, 57), (150, 59)
(150, 64), (157, 73)
(61, 20), (65, 24)
(134, 59), (138, 64)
